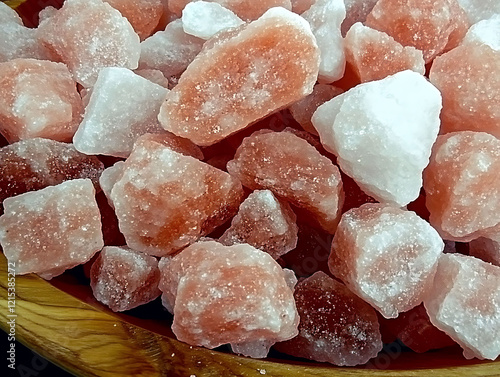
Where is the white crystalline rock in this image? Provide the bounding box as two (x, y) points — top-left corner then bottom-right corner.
(73, 67), (169, 158)
(0, 2), (22, 24)
(301, 0), (346, 83)
(99, 161), (126, 207)
(341, 0), (378, 36)
(462, 15), (500, 51)
(182, 1), (244, 40)
(456, 0), (500, 23)
(38, 6), (58, 23)
(312, 70), (442, 207)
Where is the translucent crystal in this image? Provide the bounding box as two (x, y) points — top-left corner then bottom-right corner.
(462, 15), (500, 51)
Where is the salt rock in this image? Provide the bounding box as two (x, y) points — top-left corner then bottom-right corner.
(301, 0), (346, 83)
(158, 240), (299, 357)
(139, 19), (205, 79)
(274, 271), (383, 366)
(0, 138), (104, 205)
(424, 253), (500, 360)
(291, 0), (313, 14)
(110, 136), (242, 256)
(344, 22), (425, 83)
(219, 189), (298, 259)
(457, 0), (500, 23)
(182, 1), (244, 40)
(312, 70), (441, 207)
(0, 2), (21, 24)
(0, 59), (83, 143)
(329, 203), (444, 318)
(462, 15), (500, 51)
(38, 6), (58, 23)
(341, 0), (378, 36)
(0, 179), (103, 279)
(36, 0), (140, 87)
(90, 246), (161, 312)
(134, 69), (169, 88)
(73, 67), (168, 158)
(99, 161), (125, 208)
(227, 131), (344, 233)
(365, 0), (470, 63)
(104, 0), (164, 40)
(158, 8), (320, 146)
(423, 132), (500, 242)
(430, 44), (500, 137)
(469, 236), (500, 266)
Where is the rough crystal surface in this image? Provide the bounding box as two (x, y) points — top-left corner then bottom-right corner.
(134, 69), (170, 88)
(462, 15), (500, 51)
(456, 0), (500, 23)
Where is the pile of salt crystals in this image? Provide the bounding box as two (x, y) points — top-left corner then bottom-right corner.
(0, 0), (499, 366)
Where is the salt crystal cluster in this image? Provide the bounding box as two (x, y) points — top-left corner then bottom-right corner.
(227, 131), (344, 233)
(90, 246), (161, 312)
(462, 15), (500, 51)
(158, 240), (299, 357)
(0, 179), (103, 279)
(456, 0), (500, 23)
(469, 236), (500, 266)
(329, 203), (444, 318)
(0, 59), (83, 143)
(341, 0), (378, 36)
(312, 70), (441, 207)
(158, 8), (320, 146)
(424, 253), (500, 360)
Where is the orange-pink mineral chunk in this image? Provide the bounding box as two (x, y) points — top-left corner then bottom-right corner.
(329, 203), (444, 318)
(158, 240), (299, 357)
(158, 8), (320, 146)
(109, 135), (242, 256)
(429, 44), (500, 137)
(274, 271), (383, 366)
(227, 131), (344, 233)
(36, 0), (141, 87)
(90, 246), (161, 312)
(423, 132), (500, 242)
(0, 59), (83, 143)
(0, 179), (104, 280)
(469, 235), (500, 267)
(424, 253), (500, 360)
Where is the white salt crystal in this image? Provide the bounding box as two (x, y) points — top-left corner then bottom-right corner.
(99, 161), (125, 207)
(462, 15), (500, 51)
(38, 6), (58, 23)
(0, 2), (22, 24)
(456, 0), (500, 23)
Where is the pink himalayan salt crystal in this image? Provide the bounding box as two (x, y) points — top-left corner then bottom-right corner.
(219, 189), (298, 259)
(429, 44), (500, 138)
(365, 0), (470, 63)
(0, 59), (83, 143)
(344, 22), (425, 83)
(158, 8), (320, 146)
(469, 236), (500, 267)
(462, 15), (500, 52)
(0, 179), (103, 280)
(423, 132), (500, 242)
(36, 0), (140, 87)
(329, 203), (444, 318)
(227, 131), (344, 233)
(134, 69), (169, 88)
(0, 138), (104, 205)
(274, 271), (383, 366)
(424, 253), (500, 360)
(110, 135), (242, 256)
(90, 246), (161, 312)
(158, 240), (299, 357)
(457, 0), (500, 23)
(341, 0), (378, 36)
(291, 0), (313, 14)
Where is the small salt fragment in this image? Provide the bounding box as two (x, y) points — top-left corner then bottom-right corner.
(456, 0), (500, 23)
(469, 236), (500, 266)
(312, 70), (441, 207)
(90, 246), (161, 312)
(341, 0), (378, 36)
(0, 179), (104, 279)
(99, 162), (125, 208)
(462, 15), (500, 51)
(38, 6), (58, 23)
(329, 203), (444, 318)
(134, 69), (169, 88)
(424, 253), (500, 360)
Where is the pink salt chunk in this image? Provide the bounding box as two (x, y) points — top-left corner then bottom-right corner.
(0, 179), (104, 280)
(274, 271), (383, 366)
(423, 132), (500, 242)
(227, 131), (344, 233)
(219, 189), (298, 259)
(0, 59), (83, 143)
(424, 253), (500, 360)
(429, 44), (500, 138)
(344, 22), (425, 83)
(158, 240), (299, 358)
(365, 0), (470, 63)
(329, 203), (444, 318)
(110, 136), (242, 256)
(341, 0), (378, 36)
(158, 8), (320, 146)
(90, 246), (161, 312)
(134, 69), (169, 88)
(469, 236), (500, 266)
(36, 0), (140, 87)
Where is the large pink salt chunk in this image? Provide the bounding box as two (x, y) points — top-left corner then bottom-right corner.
(158, 240), (299, 357)
(365, 0), (470, 63)
(0, 59), (83, 143)
(274, 271), (383, 366)
(424, 253), (500, 360)
(90, 246), (161, 312)
(227, 131), (344, 233)
(329, 203), (444, 318)
(423, 132), (500, 242)
(469, 236), (500, 267)
(36, 0), (140, 87)
(158, 8), (320, 146)
(0, 179), (103, 280)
